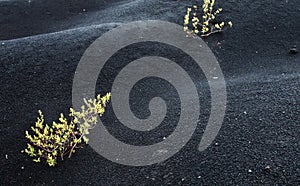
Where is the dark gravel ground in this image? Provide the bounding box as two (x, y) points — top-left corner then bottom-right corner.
(0, 0), (299, 185)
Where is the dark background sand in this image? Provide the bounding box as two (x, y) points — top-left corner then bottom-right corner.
(0, 0), (299, 185)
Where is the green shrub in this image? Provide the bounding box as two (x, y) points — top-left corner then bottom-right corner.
(184, 0), (232, 37)
(22, 93), (111, 166)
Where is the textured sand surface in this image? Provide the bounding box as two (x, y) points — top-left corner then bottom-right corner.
(0, 0), (299, 185)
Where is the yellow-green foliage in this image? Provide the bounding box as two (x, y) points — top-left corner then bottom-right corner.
(184, 0), (232, 37)
(23, 93), (111, 166)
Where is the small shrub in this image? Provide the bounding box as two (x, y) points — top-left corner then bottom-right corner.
(184, 0), (232, 37)
(22, 93), (111, 166)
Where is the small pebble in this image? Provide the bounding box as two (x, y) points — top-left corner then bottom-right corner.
(248, 169), (252, 173)
(290, 46), (298, 54)
(5, 154), (8, 159)
(21, 166), (24, 170)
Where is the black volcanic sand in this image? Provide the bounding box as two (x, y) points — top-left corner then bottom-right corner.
(0, 0), (300, 185)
